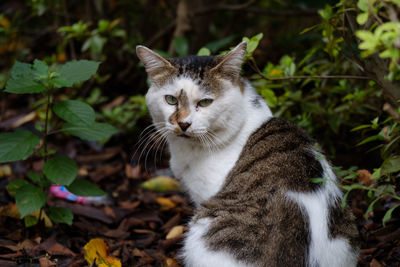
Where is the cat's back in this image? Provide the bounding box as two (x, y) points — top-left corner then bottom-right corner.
(185, 118), (359, 267)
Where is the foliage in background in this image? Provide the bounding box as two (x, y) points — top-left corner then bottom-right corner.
(0, 59), (116, 226)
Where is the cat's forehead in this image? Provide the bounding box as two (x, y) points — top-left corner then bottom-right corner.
(167, 77), (210, 98)
(169, 56), (218, 80)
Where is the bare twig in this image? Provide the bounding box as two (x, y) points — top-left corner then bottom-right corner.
(383, 103), (400, 122)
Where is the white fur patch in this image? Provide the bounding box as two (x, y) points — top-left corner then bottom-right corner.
(287, 151), (358, 267)
(182, 218), (253, 267)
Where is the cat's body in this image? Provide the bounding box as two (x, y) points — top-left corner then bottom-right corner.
(137, 42), (359, 267)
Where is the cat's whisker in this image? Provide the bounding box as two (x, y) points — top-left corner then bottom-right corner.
(143, 128), (170, 172)
(137, 127), (168, 171)
(131, 122), (166, 164)
(148, 129), (171, 172)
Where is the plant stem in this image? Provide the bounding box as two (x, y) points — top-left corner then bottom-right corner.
(43, 91), (52, 162)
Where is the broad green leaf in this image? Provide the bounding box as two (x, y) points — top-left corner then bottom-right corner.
(382, 204), (400, 226)
(43, 155), (77, 186)
(15, 184), (46, 218)
(54, 60), (100, 87)
(32, 59), (49, 78)
(197, 47), (211, 56)
(6, 179), (29, 197)
(173, 37), (189, 57)
(53, 100), (95, 125)
(49, 207), (73, 225)
(62, 122), (117, 141)
(0, 130), (40, 163)
(381, 156), (400, 176)
(5, 62), (46, 94)
(67, 179), (106, 196)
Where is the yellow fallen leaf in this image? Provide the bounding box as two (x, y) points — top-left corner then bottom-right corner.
(156, 197), (176, 211)
(0, 165), (12, 177)
(11, 112), (37, 128)
(84, 238), (121, 267)
(140, 176), (181, 193)
(166, 225), (184, 240)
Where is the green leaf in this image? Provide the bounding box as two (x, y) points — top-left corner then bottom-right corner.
(5, 62), (47, 94)
(54, 60), (100, 87)
(67, 179), (106, 196)
(43, 155), (77, 186)
(53, 100), (95, 125)
(62, 122), (117, 141)
(197, 47), (211, 56)
(260, 88), (278, 108)
(381, 156), (400, 176)
(6, 179), (29, 197)
(15, 184), (46, 218)
(24, 216), (38, 227)
(32, 59), (49, 78)
(49, 207), (73, 225)
(382, 204), (400, 226)
(173, 37), (189, 57)
(28, 172), (44, 182)
(356, 12), (369, 25)
(0, 130), (40, 163)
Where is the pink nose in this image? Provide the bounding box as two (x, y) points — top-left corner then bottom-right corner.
(178, 122), (191, 132)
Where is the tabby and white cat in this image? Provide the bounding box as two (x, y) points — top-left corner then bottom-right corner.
(136, 42), (359, 267)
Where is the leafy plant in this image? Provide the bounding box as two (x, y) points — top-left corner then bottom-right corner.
(1, 59), (117, 226)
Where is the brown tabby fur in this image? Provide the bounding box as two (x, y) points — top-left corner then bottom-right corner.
(194, 118), (359, 266)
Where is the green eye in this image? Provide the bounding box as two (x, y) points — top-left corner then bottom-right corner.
(198, 98), (213, 107)
(165, 95), (178, 105)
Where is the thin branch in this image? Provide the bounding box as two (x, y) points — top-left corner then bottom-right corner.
(248, 58), (371, 81)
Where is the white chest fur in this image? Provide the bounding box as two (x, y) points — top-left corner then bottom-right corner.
(168, 85), (272, 205)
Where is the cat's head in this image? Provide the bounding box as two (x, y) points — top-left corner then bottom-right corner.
(136, 42), (248, 147)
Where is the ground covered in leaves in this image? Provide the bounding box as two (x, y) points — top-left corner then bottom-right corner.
(0, 98), (400, 267)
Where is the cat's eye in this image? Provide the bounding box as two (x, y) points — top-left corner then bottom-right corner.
(197, 98), (213, 107)
(165, 95), (178, 105)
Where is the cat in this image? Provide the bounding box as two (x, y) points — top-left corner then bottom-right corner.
(136, 42), (359, 267)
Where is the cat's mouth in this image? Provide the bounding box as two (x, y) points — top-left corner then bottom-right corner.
(177, 133), (191, 138)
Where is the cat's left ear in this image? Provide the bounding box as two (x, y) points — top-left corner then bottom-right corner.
(211, 41), (247, 82)
(136, 45), (177, 87)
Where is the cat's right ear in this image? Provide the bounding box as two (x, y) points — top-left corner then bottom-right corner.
(136, 45), (176, 87)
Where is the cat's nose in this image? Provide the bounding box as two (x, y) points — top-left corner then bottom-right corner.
(178, 122), (191, 132)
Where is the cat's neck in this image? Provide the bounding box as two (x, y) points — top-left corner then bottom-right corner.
(168, 83), (272, 205)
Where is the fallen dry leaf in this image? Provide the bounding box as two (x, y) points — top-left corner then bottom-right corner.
(0, 165), (12, 177)
(166, 225), (184, 240)
(357, 169), (373, 186)
(11, 111), (37, 128)
(370, 258), (382, 267)
(165, 257), (181, 267)
(140, 176), (181, 193)
(84, 238), (122, 267)
(125, 164), (141, 179)
(39, 257), (56, 267)
(156, 197), (176, 211)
